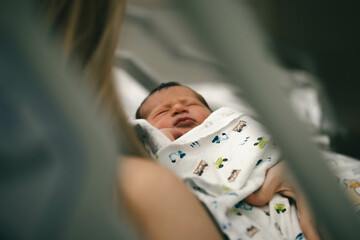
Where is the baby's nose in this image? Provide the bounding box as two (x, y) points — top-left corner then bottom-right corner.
(171, 104), (188, 116)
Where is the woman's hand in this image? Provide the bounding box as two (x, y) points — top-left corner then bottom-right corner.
(245, 161), (321, 240)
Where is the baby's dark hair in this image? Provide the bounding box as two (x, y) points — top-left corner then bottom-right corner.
(135, 82), (211, 119)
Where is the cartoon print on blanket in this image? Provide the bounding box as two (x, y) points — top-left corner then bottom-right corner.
(343, 179), (360, 207)
(235, 201), (253, 211)
(296, 233), (305, 240)
(220, 185), (239, 196)
(222, 222), (232, 230)
(168, 150), (186, 163)
(240, 136), (250, 145)
(233, 120), (247, 132)
(253, 136), (269, 149)
(212, 133), (229, 144)
(274, 203), (287, 214)
(256, 157), (272, 166)
(228, 169), (241, 182)
(214, 157), (229, 169)
(190, 141), (200, 148)
(246, 225), (260, 238)
(193, 160), (208, 176)
(230, 209), (242, 216)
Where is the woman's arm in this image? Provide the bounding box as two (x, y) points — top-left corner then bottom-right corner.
(118, 157), (223, 240)
(245, 161), (320, 240)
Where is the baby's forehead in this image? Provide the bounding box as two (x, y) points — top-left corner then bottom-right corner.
(158, 85), (194, 94)
(141, 86), (200, 111)
(149, 86), (198, 102)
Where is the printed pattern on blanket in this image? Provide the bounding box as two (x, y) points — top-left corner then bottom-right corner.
(322, 151), (360, 216)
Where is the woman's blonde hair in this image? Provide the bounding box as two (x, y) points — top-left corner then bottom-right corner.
(40, 0), (148, 157)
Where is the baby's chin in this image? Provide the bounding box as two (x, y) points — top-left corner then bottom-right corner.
(169, 128), (191, 141)
(176, 127), (194, 137)
(160, 128), (184, 141)
(160, 127), (193, 141)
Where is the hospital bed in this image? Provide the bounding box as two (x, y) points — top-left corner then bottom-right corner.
(1, 0), (359, 239)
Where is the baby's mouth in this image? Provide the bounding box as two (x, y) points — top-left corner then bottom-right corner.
(175, 117), (195, 127)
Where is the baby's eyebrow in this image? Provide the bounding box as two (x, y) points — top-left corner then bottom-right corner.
(143, 103), (163, 119)
(180, 97), (194, 103)
(182, 97), (202, 104)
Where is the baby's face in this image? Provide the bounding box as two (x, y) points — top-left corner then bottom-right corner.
(140, 86), (212, 140)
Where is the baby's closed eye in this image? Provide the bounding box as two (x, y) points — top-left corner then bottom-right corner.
(156, 109), (169, 116)
(187, 103), (198, 106)
(186, 100), (202, 106)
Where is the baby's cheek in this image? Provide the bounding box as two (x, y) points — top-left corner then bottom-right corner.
(160, 129), (176, 141)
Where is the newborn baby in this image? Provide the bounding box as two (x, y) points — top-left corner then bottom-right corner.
(134, 82), (360, 240)
(134, 82), (307, 239)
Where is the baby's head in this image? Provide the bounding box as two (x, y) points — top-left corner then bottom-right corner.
(136, 82), (212, 140)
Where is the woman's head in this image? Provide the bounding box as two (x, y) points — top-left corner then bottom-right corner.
(40, 0), (125, 96)
(40, 0), (148, 156)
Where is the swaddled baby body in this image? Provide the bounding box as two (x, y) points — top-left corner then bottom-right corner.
(133, 82), (360, 240)
(133, 82), (305, 239)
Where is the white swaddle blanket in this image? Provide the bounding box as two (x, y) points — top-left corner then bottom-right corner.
(133, 107), (304, 239)
(132, 107), (360, 240)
